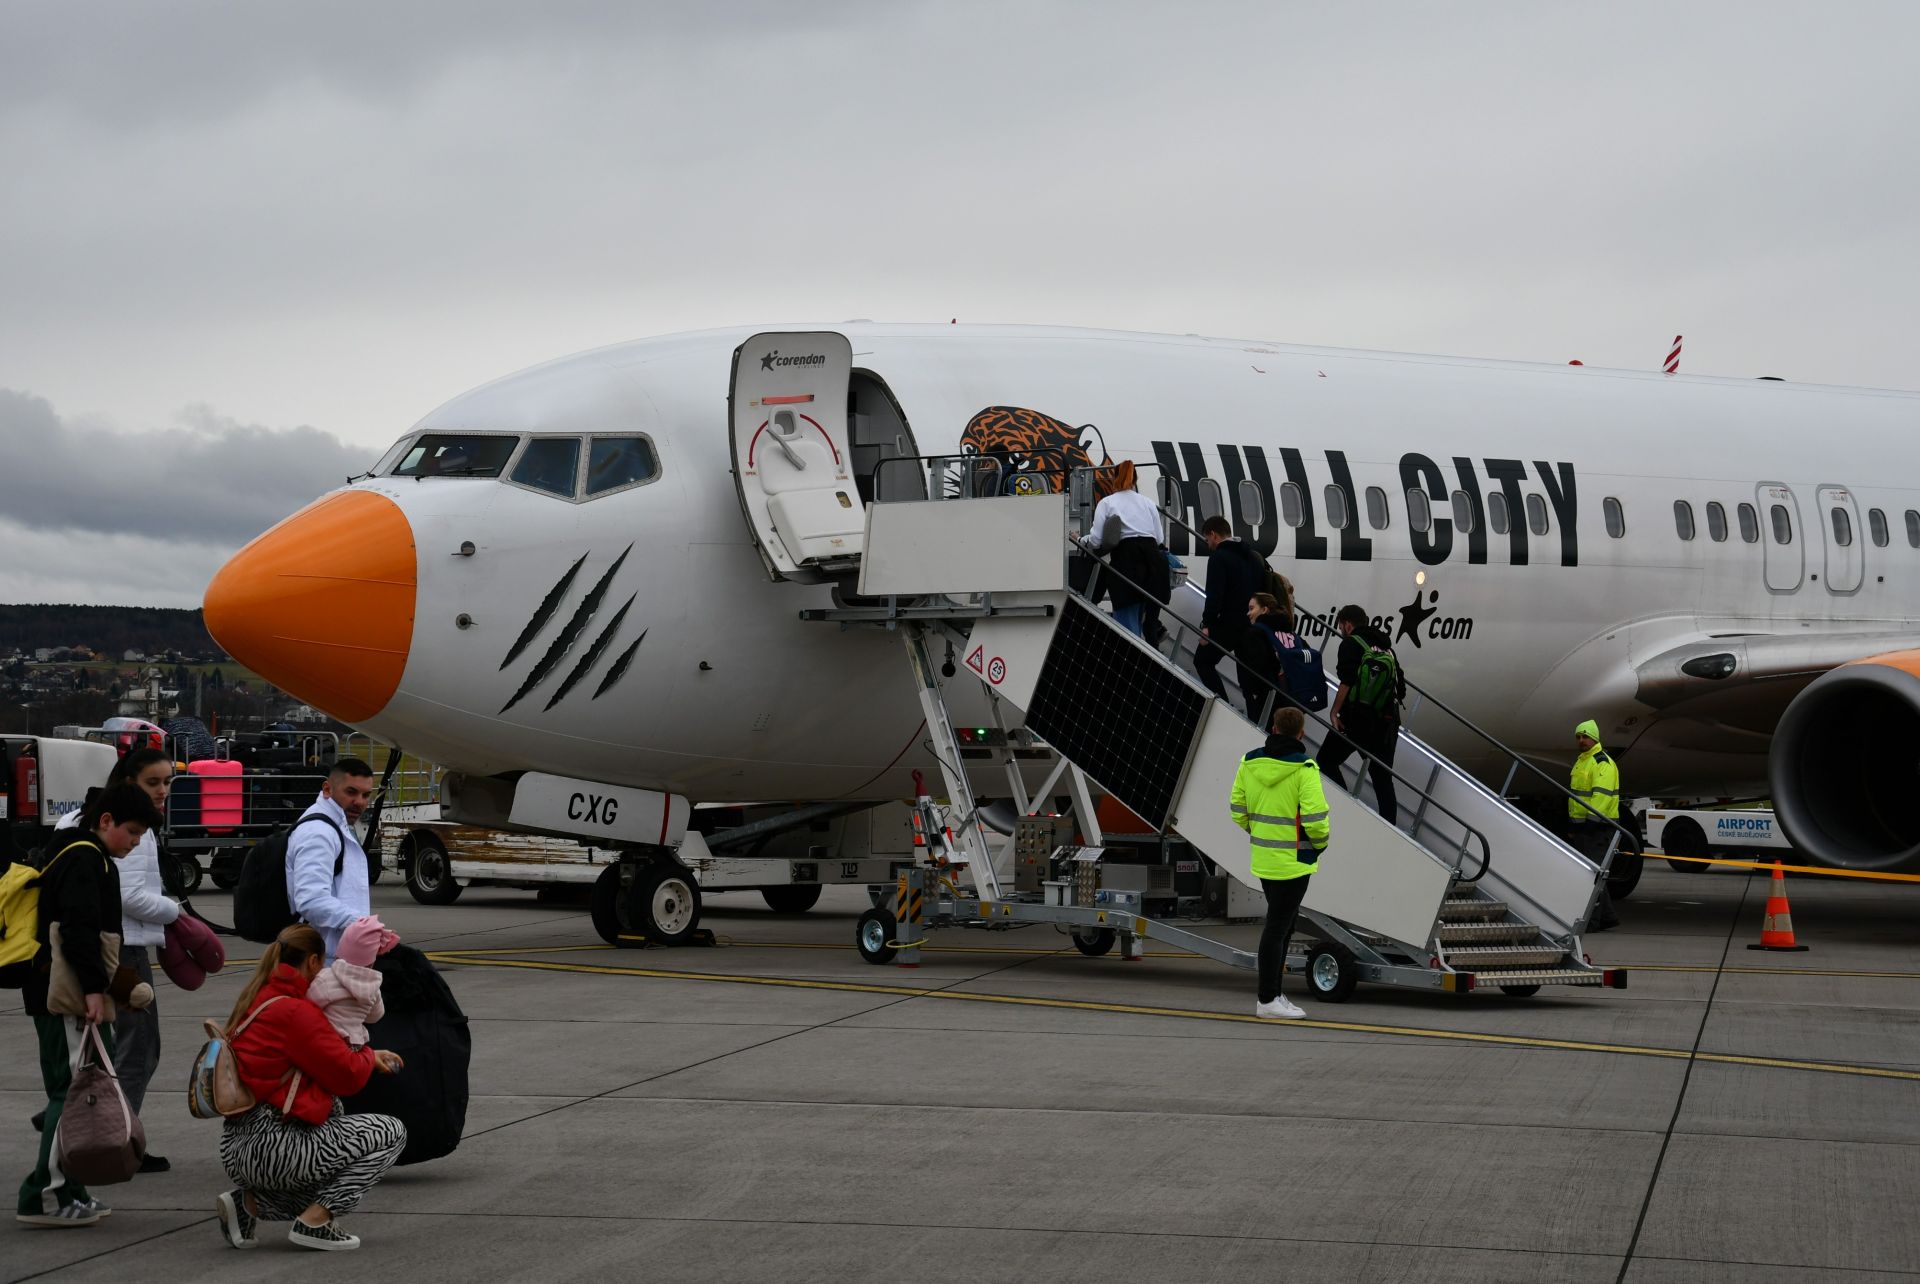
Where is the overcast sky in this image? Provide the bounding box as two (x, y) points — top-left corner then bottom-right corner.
(3, 0), (1916, 607)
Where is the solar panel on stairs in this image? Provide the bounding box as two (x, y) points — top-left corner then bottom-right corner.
(1024, 598), (1207, 830)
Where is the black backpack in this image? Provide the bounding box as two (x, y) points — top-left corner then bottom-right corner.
(233, 814), (343, 944)
(344, 943), (471, 1165)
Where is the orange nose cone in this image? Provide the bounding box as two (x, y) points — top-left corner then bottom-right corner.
(204, 489), (417, 724)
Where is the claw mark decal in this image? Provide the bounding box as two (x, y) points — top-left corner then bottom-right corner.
(501, 553), (586, 670)
(593, 632), (647, 700)
(545, 594), (635, 712)
(500, 544), (632, 713)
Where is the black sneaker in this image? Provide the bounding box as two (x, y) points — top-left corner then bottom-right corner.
(289, 1219), (360, 1252)
(138, 1153), (170, 1174)
(215, 1190), (257, 1249)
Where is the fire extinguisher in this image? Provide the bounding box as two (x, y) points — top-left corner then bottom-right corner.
(14, 747), (39, 820)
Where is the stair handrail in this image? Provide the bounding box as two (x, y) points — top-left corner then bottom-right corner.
(1070, 531), (1493, 883)
(1146, 494), (1635, 876)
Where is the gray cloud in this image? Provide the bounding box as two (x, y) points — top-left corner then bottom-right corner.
(0, 389), (373, 545)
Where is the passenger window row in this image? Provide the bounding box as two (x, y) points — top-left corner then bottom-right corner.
(1666, 497), (1920, 550)
(383, 431), (659, 501)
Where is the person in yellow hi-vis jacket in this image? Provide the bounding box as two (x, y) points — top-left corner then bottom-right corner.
(1568, 718), (1622, 931)
(1231, 706), (1331, 1019)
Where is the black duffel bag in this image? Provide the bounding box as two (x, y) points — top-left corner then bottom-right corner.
(343, 944), (471, 1165)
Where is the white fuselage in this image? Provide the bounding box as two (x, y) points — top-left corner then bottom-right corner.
(242, 324), (1920, 803)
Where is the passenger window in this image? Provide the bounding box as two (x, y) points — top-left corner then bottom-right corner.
(1525, 493), (1549, 536)
(1486, 492), (1509, 535)
(1705, 501), (1727, 542)
(511, 438), (581, 498)
(1674, 500), (1696, 541)
(1323, 484), (1350, 531)
(1236, 478), (1266, 527)
(391, 433), (520, 479)
(1197, 478), (1225, 523)
(1604, 496), (1626, 538)
(1737, 503), (1759, 543)
(1279, 481), (1304, 528)
(1365, 486), (1389, 530)
(1830, 507), (1853, 547)
(1908, 509), (1920, 548)
(1869, 507), (1889, 547)
(1771, 504), (1793, 544)
(586, 436), (659, 496)
(1406, 488), (1431, 532)
(1450, 491), (1475, 533)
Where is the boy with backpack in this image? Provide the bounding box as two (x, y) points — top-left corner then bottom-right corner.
(11, 782), (164, 1227)
(1319, 604), (1405, 826)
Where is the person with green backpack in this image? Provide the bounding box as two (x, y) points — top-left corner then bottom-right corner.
(1319, 603), (1405, 826)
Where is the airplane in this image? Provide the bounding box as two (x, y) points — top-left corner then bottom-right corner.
(202, 322), (1920, 939)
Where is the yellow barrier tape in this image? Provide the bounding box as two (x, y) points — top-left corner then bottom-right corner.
(1652, 851), (1920, 882)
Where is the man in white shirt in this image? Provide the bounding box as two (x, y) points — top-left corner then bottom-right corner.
(287, 758), (376, 962)
(1078, 460), (1169, 638)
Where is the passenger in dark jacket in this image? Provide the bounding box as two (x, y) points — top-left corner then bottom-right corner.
(1318, 604), (1405, 825)
(17, 783), (161, 1227)
(1195, 516), (1269, 710)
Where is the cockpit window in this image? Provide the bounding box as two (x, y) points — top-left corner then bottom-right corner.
(511, 437), (581, 498)
(390, 433), (520, 479)
(586, 436), (659, 496)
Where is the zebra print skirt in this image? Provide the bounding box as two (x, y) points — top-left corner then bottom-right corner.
(219, 1102), (406, 1221)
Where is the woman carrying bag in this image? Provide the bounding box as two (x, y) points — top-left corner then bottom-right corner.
(53, 747), (182, 1172)
(215, 924), (407, 1253)
(16, 783), (162, 1228)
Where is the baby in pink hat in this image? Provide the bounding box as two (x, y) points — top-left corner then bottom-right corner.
(307, 915), (400, 1048)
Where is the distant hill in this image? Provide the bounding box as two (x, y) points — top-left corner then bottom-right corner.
(0, 603), (225, 661)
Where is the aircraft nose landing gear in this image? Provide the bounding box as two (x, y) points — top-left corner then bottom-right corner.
(590, 851), (712, 947)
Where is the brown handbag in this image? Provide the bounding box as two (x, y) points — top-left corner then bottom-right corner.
(47, 924), (120, 1024)
(55, 1021), (147, 1185)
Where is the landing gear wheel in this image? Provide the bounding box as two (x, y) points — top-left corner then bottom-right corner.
(856, 907), (898, 965)
(590, 865), (624, 945)
(1071, 927), (1116, 957)
(166, 854), (203, 896)
(623, 864), (702, 945)
(1662, 818), (1708, 874)
(1304, 942), (1359, 1003)
(761, 884), (823, 914)
(404, 834), (463, 905)
(1499, 984), (1542, 997)
(1606, 848), (1644, 900)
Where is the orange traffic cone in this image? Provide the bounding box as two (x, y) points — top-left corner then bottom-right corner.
(1746, 860), (1809, 951)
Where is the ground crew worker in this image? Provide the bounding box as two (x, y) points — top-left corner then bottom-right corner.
(1568, 718), (1622, 932)
(1231, 706), (1329, 1020)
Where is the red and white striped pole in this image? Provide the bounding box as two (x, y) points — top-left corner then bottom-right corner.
(1663, 335), (1682, 375)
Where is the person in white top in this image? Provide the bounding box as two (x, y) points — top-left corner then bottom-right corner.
(286, 759), (376, 963)
(1077, 460), (1170, 638)
(53, 746), (181, 1172)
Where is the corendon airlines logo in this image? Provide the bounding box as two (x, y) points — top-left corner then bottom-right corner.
(759, 350), (827, 372)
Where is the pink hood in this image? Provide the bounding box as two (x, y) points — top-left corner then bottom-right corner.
(306, 959), (385, 1046)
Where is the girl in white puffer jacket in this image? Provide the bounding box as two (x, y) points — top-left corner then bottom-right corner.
(54, 747), (180, 1172)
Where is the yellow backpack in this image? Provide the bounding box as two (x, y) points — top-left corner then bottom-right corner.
(0, 840), (95, 986)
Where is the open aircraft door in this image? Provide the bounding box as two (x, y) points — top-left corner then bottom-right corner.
(729, 331), (862, 583)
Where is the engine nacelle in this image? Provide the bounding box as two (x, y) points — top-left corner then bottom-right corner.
(1770, 651), (1920, 872)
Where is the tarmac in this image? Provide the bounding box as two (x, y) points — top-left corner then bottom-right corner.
(5, 862), (1918, 1282)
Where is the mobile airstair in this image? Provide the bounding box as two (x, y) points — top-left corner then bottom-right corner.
(728, 330), (1631, 1002)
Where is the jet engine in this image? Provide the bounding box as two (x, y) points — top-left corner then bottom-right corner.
(1769, 651), (1920, 872)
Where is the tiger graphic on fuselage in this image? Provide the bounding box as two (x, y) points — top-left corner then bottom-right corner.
(957, 406), (1111, 496)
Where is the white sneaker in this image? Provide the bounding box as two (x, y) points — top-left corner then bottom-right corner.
(1255, 996), (1305, 1020)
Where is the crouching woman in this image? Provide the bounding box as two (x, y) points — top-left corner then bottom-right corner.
(215, 924), (406, 1252)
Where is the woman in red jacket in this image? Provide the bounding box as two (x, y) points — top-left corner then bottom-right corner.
(214, 924), (407, 1252)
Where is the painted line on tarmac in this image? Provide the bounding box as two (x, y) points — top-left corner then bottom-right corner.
(426, 951), (1920, 1084)
(430, 941), (1920, 978)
